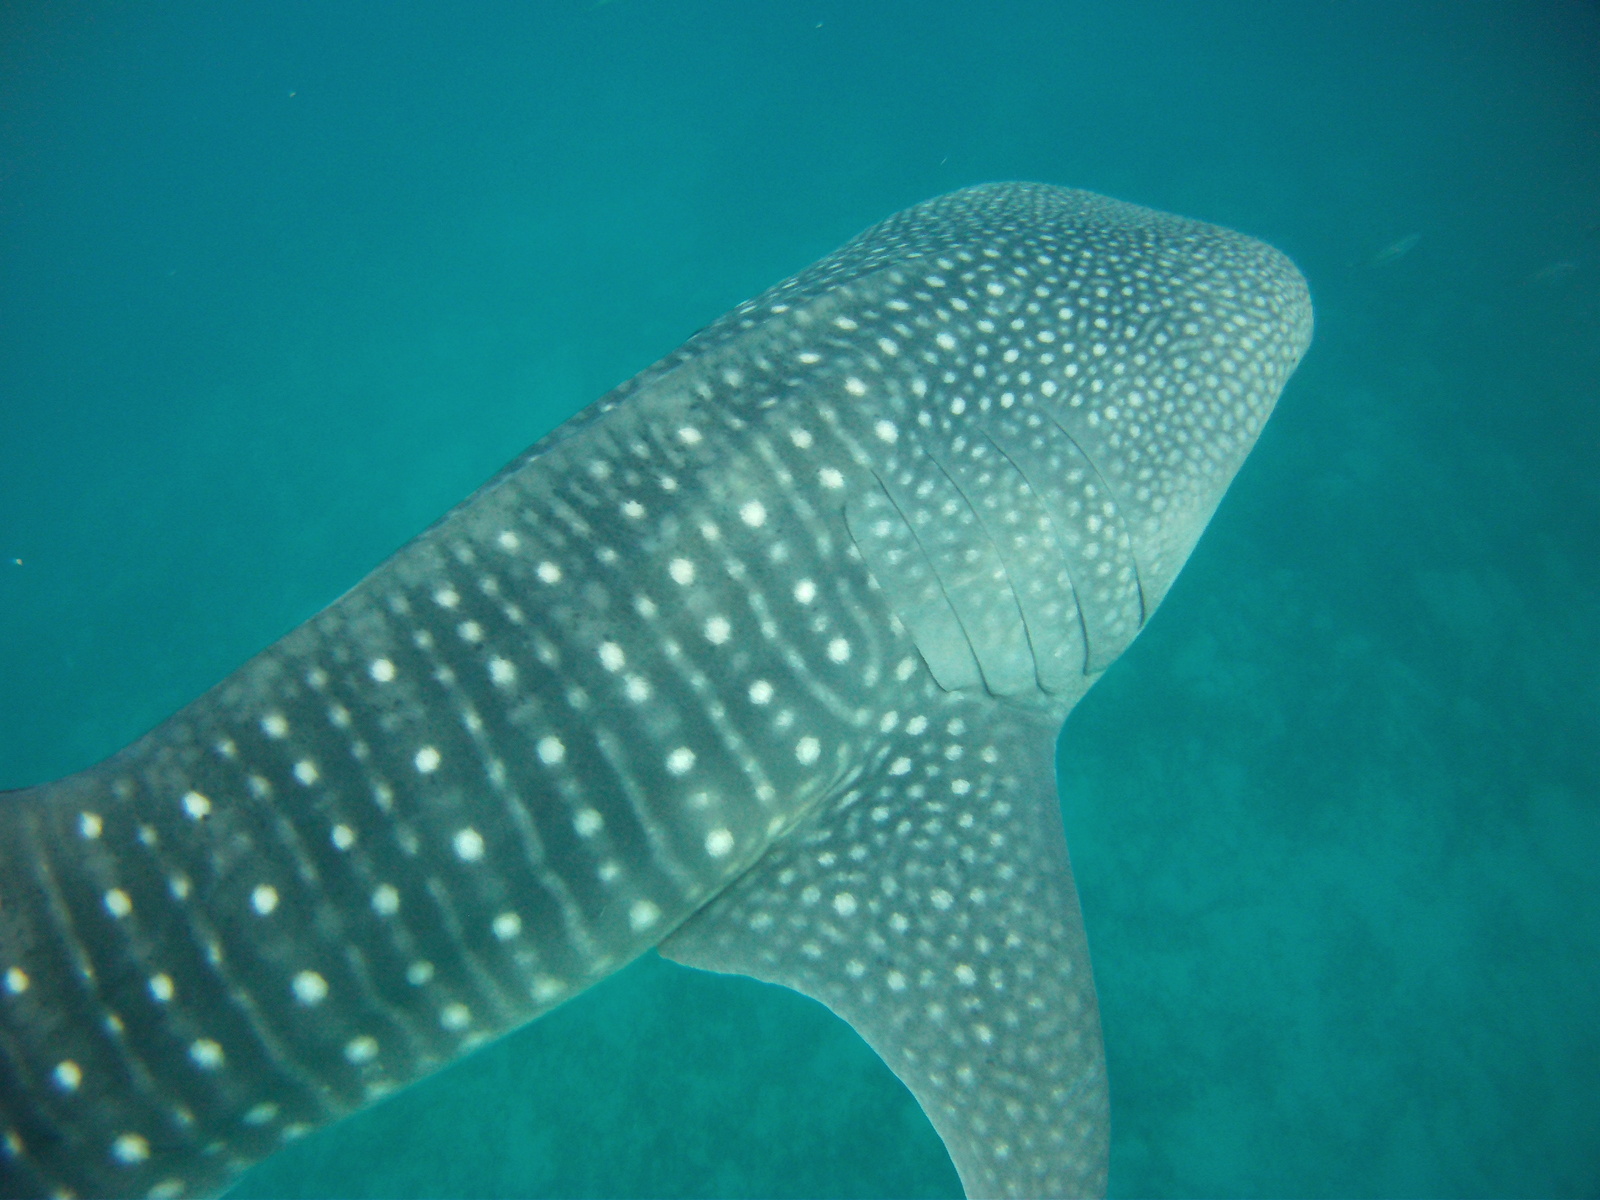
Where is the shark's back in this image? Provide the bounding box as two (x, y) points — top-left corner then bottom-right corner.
(0, 184), (1310, 1199)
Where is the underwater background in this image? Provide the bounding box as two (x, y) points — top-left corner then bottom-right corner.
(1, 1), (1596, 1195)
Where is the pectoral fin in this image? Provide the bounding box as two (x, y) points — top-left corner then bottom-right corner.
(662, 702), (1108, 1199)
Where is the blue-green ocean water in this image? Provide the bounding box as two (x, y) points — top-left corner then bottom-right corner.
(2, 1), (1596, 1195)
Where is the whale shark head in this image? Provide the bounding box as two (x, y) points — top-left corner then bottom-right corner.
(0, 183), (1309, 1199)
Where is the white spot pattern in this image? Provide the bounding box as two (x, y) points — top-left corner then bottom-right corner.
(492, 911), (522, 940)
(112, 1134), (150, 1165)
(189, 1039), (225, 1071)
(292, 971), (328, 1006)
(344, 1036), (379, 1064)
(629, 900), (660, 931)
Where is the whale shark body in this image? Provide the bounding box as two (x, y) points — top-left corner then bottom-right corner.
(0, 183), (1310, 1199)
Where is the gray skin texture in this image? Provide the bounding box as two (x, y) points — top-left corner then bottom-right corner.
(0, 183), (1311, 1200)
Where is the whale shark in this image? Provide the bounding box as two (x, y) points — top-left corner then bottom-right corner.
(0, 183), (1310, 1199)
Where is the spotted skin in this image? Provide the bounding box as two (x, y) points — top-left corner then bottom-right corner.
(0, 184), (1310, 1199)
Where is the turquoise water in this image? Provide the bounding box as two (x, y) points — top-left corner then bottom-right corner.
(2, 1), (1596, 1195)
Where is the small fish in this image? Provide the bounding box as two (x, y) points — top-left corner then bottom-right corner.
(0, 184), (1311, 1199)
(1529, 259), (1580, 283)
(1369, 232), (1422, 265)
